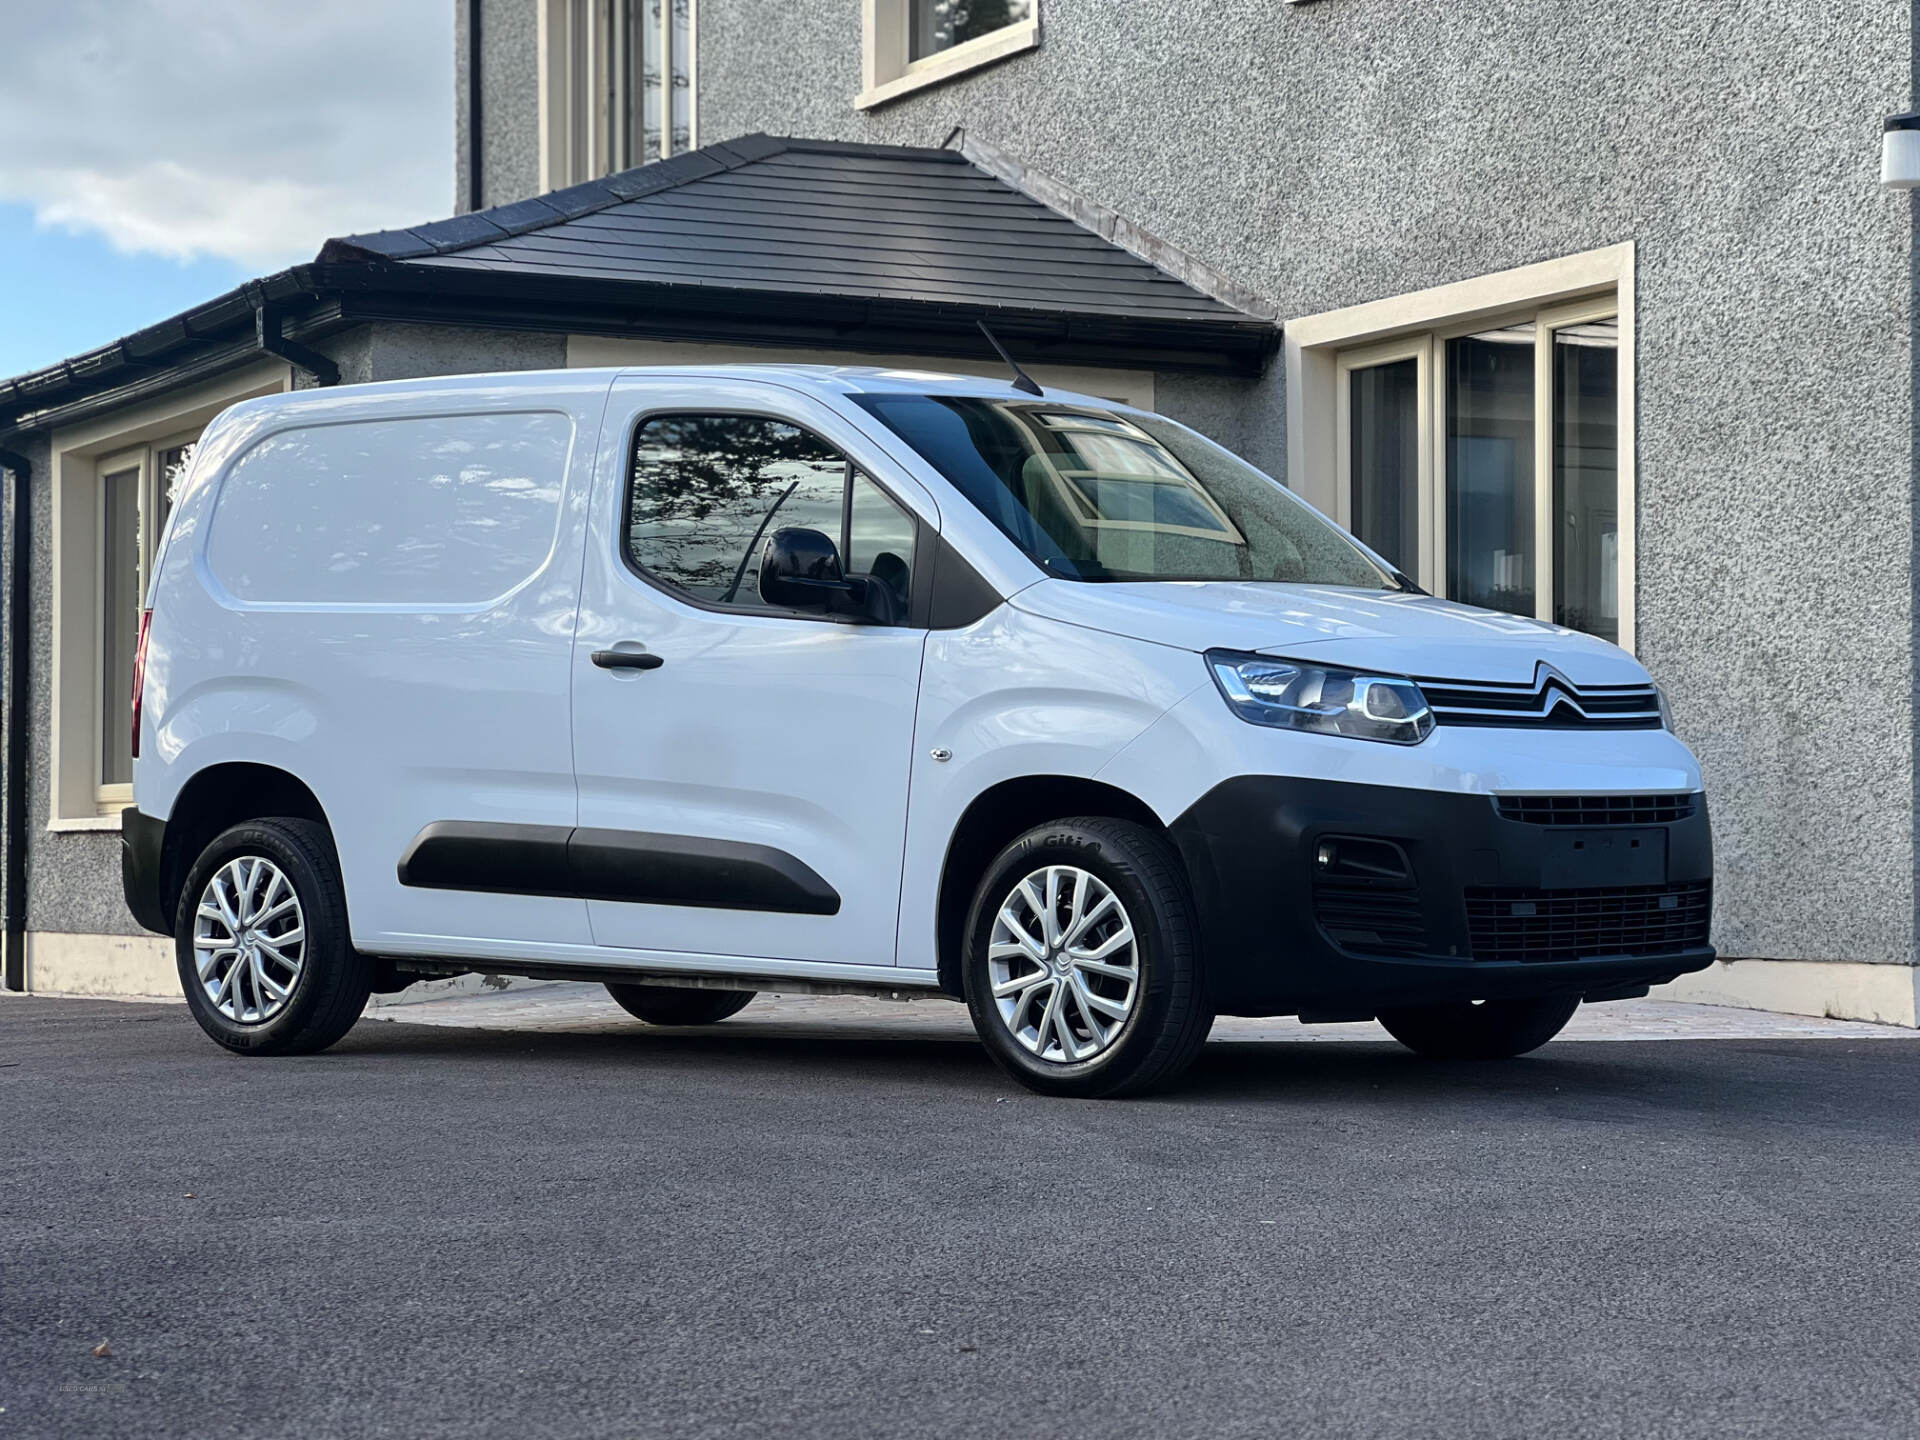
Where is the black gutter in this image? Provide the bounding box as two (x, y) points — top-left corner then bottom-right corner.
(0, 446), (29, 991)
(468, 0), (485, 213)
(252, 290), (340, 387)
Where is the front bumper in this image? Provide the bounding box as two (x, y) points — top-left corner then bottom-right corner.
(1169, 777), (1714, 1017)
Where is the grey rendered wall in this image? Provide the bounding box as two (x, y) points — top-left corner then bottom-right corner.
(13, 428), (140, 938)
(456, 0), (543, 214)
(695, 0), (1916, 967)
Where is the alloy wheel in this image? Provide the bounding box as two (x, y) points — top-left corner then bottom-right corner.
(192, 856), (307, 1024)
(987, 864), (1139, 1064)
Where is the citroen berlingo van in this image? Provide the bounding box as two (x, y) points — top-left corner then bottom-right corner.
(122, 365), (1713, 1097)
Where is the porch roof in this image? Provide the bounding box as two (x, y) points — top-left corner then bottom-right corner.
(1, 135), (1277, 437)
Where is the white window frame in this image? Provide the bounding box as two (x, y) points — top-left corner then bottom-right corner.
(1286, 244), (1637, 650)
(48, 364), (290, 830)
(857, 0), (1040, 111)
(538, 0), (698, 192)
(89, 438), (192, 815)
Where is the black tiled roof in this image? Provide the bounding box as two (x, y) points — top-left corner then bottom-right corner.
(3, 134), (1276, 436)
(324, 134), (1257, 327)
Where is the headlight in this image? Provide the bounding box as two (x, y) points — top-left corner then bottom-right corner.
(1206, 650), (1434, 745)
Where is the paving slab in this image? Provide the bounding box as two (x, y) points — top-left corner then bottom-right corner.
(365, 980), (1920, 1043)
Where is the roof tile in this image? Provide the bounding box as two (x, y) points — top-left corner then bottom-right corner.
(328, 132), (1262, 325)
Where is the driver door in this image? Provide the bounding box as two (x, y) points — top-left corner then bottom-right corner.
(570, 376), (933, 968)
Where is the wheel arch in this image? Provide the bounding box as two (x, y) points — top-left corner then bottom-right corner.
(934, 775), (1172, 998)
(156, 763), (332, 929)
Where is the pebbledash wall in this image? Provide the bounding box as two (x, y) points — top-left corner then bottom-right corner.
(491, 0), (1920, 1021)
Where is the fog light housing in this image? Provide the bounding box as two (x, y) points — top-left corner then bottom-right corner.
(1313, 836), (1412, 883)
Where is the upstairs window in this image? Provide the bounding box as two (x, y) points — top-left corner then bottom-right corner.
(540, 0), (695, 191)
(859, 0), (1039, 110)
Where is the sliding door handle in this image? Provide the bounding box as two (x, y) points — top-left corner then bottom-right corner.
(591, 649), (665, 671)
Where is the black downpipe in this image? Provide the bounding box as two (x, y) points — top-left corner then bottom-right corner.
(0, 448), (30, 991)
(253, 296), (339, 388)
(468, 0), (485, 213)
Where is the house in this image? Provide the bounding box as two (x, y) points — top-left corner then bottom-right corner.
(1, 0), (1912, 1026)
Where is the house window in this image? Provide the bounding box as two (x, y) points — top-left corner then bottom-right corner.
(540, 0), (696, 191)
(49, 364), (288, 830)
(859, 0), (1040, 110)
(1291, 247), (1636, 649)
(1337, 300), (1621, 641)
(91, 439), (193, 805)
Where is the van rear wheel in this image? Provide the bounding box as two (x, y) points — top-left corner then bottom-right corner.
(1378, 995), (1580, 1060)
(962, 817), (1211, 1099)
(175, 818), (370, 1056)
(605, 983), (755, 1026)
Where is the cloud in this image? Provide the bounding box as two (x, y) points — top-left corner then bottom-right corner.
(0, 0), (452, 272)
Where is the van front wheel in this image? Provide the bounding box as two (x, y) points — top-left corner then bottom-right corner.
(962, 818), (1211, 1099)
(1378, 995), (1580, 1060)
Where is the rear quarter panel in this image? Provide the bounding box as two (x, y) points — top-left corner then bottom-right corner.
(137, 373), (613, 951)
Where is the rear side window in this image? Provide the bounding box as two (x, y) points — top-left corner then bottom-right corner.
(206, 412), (572, 606)
(626, 413), (916, 616)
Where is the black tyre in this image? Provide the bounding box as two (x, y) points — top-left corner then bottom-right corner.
(174, 818), (371, 1056)
(962, 817), (1211, 1099)
(1378, 995), (1580, 1060)
(605, 982), (756, 1025)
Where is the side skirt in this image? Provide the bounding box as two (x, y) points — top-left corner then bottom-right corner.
(378, 953), (953, 1003)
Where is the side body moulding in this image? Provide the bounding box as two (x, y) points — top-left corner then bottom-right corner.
(396, 821), (843, 916)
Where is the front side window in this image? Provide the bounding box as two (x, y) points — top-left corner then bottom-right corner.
(626, 414), (917, 616)
(852, 395), (1396, 589)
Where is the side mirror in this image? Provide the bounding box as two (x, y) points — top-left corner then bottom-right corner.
(759, 527), (863, 610)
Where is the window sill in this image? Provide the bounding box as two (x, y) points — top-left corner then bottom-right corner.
(48, 813), (126, 834)
(856, 20), (1039, 110)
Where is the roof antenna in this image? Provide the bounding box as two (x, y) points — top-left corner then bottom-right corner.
(978, 320), (1043, 397)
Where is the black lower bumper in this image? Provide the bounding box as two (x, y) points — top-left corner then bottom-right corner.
(1169, 777), (1715, 1017)
(121, 806), (172, 936)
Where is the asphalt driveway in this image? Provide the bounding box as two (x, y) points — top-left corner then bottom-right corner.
(3, 997), (1917, 1439)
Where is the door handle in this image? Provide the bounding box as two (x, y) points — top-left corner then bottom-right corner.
(592, 649), (665, 671)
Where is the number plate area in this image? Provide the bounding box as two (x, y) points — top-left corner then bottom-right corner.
(1537, 829), (1668, 889)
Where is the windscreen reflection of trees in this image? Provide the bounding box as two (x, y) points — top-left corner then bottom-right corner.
(627, 416), (847, 601)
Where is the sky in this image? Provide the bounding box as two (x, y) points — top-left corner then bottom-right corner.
(0, 0), (453, 379)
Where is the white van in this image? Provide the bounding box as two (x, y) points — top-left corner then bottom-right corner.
(122, 365), (1713, 1097)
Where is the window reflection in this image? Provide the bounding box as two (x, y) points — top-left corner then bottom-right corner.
(1553, 319), (1620, 641)
(909, 0), (1032, 60)
(1446, 324), (1535, 617)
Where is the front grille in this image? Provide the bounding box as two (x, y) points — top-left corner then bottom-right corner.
(1466, 881), (1711, 963)
(1314, 883), (1428, 957)
(1419, 665), (1661, 731)
(1496, 794), (1698, 826)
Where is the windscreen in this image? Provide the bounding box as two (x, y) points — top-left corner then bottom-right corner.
(851, 395), (1397, 587)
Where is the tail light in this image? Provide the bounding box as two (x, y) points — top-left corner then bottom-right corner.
(131, 608), (152, 762)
